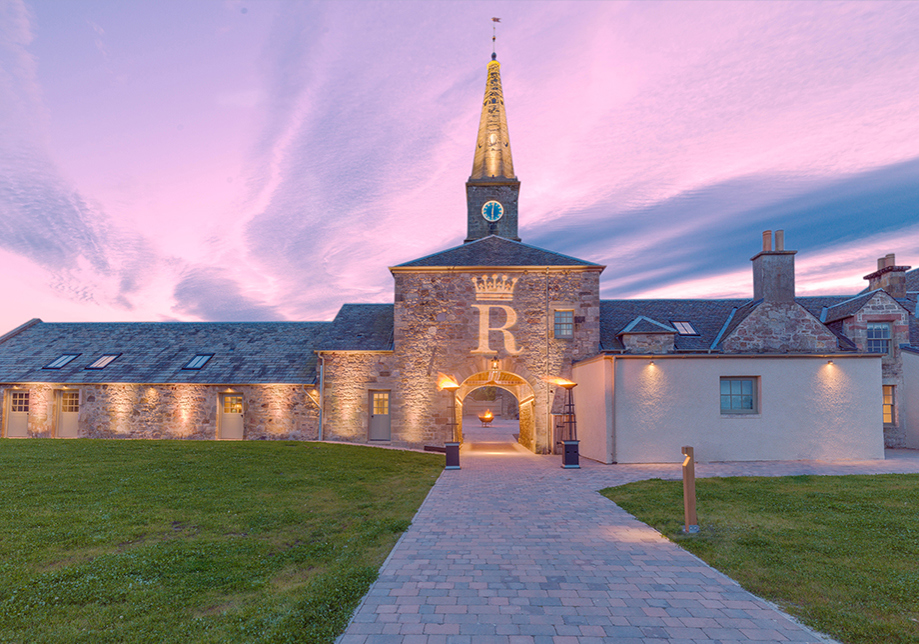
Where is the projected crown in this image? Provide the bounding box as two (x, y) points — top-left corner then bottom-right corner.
(472, 274), (518, 301)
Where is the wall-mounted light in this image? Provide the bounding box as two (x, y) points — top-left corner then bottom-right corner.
(827, 360), (834, 365)
(649, 360), (655, 366)
(490, 358), (500, 371)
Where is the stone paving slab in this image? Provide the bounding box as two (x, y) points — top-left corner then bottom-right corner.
(338, 439), (919, 643)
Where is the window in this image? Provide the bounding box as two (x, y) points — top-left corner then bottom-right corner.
(183, 354), (213, 370)
(86, 354), (120, 369)
(554, 310), (574, 339)
(61, 391), (80, 413)
(672, 321), (698, 335)
(883, 385), (896, 424)
(44, 354), (80, 369)
(223, 395), (243, 414)
(720, 377), (757, 414)
(867, 323), (891, 354)
(10, 392), (29, 413)
(372, 392), (390, 415)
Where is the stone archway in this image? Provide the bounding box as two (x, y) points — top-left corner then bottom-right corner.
(453, 370), (537, 452)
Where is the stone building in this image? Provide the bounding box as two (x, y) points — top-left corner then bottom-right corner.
(1, 52), (916, 462)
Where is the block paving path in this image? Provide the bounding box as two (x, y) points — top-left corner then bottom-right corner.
(339, 424), (919, 644)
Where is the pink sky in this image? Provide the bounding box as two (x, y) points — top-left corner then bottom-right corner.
(1, 0), (919, 332)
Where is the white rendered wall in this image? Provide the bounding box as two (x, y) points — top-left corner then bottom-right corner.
(608, 355), (883, 463)
(901, 350), (919, 448)
(572, 357), (614, 463)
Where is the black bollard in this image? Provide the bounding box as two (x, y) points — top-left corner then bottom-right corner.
(445, 442), (460, 470)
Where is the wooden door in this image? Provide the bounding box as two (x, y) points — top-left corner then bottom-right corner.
(218, 394), (244, 440)
(6, 391), (29, 438)
(368, 391), (391, 441)
(56, 390), (80, 438)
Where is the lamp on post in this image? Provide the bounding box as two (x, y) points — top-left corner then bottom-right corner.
(556, 379), (580, 469)
(441, 378), (461, 470)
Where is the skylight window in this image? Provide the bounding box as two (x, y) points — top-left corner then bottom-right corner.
(44, 354), (80, 369)
(183, 354), (213, 370)
(86, 354), (120, 369)
(672, 321), (698, 335)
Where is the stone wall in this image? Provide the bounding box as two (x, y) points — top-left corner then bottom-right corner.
(1, 383), (320, 440)
(319, 352), (398, 444)
(389, 266), (602, 452)
(621, 333), (675, 354)
(840, 292), (910, 446)
(722, 302), (837, 353)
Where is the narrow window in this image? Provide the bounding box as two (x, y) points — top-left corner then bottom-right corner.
(867, 323), (891, 355)
(720, 377), (757, 414)
(10, 391), (29, 413)
(61, 391), (80, 413)
(554, 310), (574, 339)
(44, 354), (80, 369)
(372, 392), (390, 415)
(183, 354), (213, 370)
(86, 354), (120, 369)
(883, 385), (896, 425)
(672, 321), (698, 335)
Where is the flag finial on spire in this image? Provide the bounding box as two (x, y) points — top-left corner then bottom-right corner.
(492, 17), (500, 59)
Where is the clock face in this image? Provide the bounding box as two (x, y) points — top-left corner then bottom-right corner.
(482, 200), (504, 222)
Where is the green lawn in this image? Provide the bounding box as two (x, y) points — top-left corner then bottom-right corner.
(0, 440), (443, 644)
(602, 474), (919, 644)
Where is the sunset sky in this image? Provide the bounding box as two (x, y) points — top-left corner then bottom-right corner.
(2, 0), (919, 332)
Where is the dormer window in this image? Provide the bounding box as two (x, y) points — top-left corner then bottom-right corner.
(183, 354), (213, 370)
(44, 354), (80, 369)
(867, 323), (891, 354)
(672, 321), (698, 335)
(86, 354), (120, 369)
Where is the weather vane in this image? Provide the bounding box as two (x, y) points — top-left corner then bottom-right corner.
(492, 17), (500, 59)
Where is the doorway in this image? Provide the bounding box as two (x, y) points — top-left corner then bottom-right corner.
(218, 393), (244, 440)
(369, 390), (391, 441)
(55, 390), (80, 438)
(5, 391), (29, 438)
(461, 386), (519, 445)
(452, 370), (537, 452)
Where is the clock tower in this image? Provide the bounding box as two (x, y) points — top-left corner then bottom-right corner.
(465, 53), (521, 242)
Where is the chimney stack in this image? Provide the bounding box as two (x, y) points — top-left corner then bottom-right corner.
(864, 253), (911, 299)
(751, 230), (796, 303)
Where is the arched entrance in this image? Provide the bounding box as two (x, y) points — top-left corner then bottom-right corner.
(452, 370), (537, 451)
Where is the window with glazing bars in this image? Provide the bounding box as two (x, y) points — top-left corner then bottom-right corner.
(10, 392), (29, 412)
(883, 385), (895, 424)
(372, 392), (389, 415)
(223, 395), (243, 414)
(867, 323), (891, 354)
(554, 310), (574, 339)
(61, 391), (80, 413)
(720, 377), (757, 413)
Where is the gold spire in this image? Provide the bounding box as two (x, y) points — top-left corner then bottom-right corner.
(470, 58), (516, 181)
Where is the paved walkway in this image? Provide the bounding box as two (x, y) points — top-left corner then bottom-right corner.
(338, 421), (919, 643)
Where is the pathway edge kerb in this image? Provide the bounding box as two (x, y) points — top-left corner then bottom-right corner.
(333, 466), (449, 644)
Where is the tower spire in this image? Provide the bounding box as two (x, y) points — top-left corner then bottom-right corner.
(464, 30), (521, 243)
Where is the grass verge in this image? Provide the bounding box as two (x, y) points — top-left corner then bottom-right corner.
(0, 439), (443, 643)
(601, 474), (919, 644)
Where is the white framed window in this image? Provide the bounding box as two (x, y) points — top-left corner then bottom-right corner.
(554, 310), (574, 339)
(183, 354), (213, 370)
(867, 323), (891, 355)
(372, 392), (390, 415)
(86, 354), (120, 370)
(720, 377), (757, 414)
(672, 321), (698, 335)
(44, 354), (80, 369)
(883, 385), (896, 425)
(223, 395), (243, 414)
(61, 391), (80, 413)
(10, 391), (29, 413)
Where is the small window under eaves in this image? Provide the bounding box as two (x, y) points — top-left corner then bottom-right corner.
(44, 354), (80, 369)
(183, 354), (213, 370)
(672, 321), (698, 335)
(86, 354), (120, 369)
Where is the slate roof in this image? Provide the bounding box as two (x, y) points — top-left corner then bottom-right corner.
(599, 299), (751, 352)
(820, 291), (880, 323)
(323, 304), (394, 351)
(394, 235), (602, 268)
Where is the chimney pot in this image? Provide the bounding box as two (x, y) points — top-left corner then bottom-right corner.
(886, 253), (896, 268)
(762, 230), (772, 252)
(878, 257), (886, 271)
(775, 230), (784, 251)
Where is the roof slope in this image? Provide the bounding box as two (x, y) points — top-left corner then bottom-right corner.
(395, 235), (601, 269)
(600, 299), (750, 352)
(323, 304), (394, 351)
(0, 320), (333, 384)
